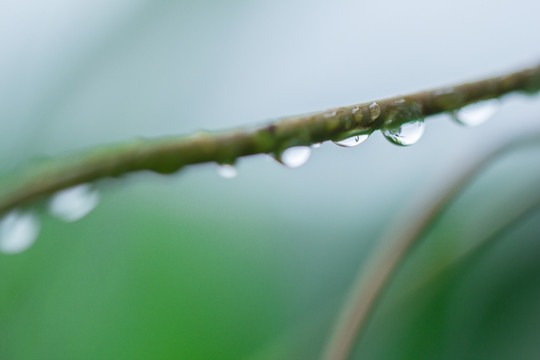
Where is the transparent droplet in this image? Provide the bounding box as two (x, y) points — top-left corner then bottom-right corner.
(333, 134), (369, 147)
(0, 211), (40, 255)
(48, 184), (100, 222)
(451, 99), (499, 127)
(369, 102), (381, 121)
(280, 146), (311, 168)
(312, 142), (322, 148)
(217, 164), (238, 179)
(382, 121), (425, 146)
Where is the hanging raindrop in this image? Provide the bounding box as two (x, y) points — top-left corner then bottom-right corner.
(333, 134), (369, 147)
(217, 164), (238, 179)
(382, 121), (425, 146)
(48, 184), (100, 222)
(382, 98), (425, 146)
(451, 99), (499, 127)
(280, 146), (312, 168)
(0, 211), (40, 255)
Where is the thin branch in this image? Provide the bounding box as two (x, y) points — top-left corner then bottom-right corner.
(321, 132), (540, 360)
(1, 63), (540, 214)
(401, 197), (540, 307)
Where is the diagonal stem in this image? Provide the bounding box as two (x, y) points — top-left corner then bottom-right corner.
(322, 133), (540, 360)
(1, 63), (540, 215)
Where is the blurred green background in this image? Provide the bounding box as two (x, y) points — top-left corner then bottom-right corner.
(1, 1), (540, 359)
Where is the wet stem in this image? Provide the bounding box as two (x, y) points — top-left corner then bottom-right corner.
(0, 63), (539, 215)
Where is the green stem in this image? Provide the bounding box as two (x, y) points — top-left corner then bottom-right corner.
(321, 133), (540, 360)
(401, 198), (540, 307)
(1, 64), (540, 214)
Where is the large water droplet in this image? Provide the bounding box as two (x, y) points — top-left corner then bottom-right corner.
(217, 164), (238, 179)
(48, 184), (100, 222)
(382, 121), (425, 146)
(451, 99), (499, 127)
(280, 146), (311, 168)
(0, 211), (40, 255)
(333, 134), (369, 147)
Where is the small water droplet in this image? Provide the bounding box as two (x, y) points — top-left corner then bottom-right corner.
(48, 184), (100, 222)
(312, 142), (322, 148)
(333, 134), (369, 147)
(351, 106), (360, 114)
(280, 146), (311, 168)
(451, 99), (499, 127)
(217, 164), (238, 179)
(323, 110), (337, 118)
(369, 102), (381, 121)
(382, 121), (425, 146)
(0, 211), (40, 255)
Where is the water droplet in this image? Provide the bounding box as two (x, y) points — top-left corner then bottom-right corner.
(351, 106), (360, 114)
(323, 110), (337, 118)
(451, 99), (499, 127)
(333, 134), (369, 147)
(217, 164), (238, 179)
(48, 184), (100, 222)
(280, 146), (311, 168)
(312, 142), (322, 148)
(382, 121), (425, 146)
(0, 211), (40, 255)
(369, 102), (381, 121)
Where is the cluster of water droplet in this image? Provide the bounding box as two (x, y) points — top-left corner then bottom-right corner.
(215, 100), (430, 178)
(0, 184), (100, 255)
(1, 98), (503, 255)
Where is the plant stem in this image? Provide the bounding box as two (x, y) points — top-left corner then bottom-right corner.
(400, 198), (540, 309)
(1, 64), (540, 214)
(321, 133), (540, 360)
